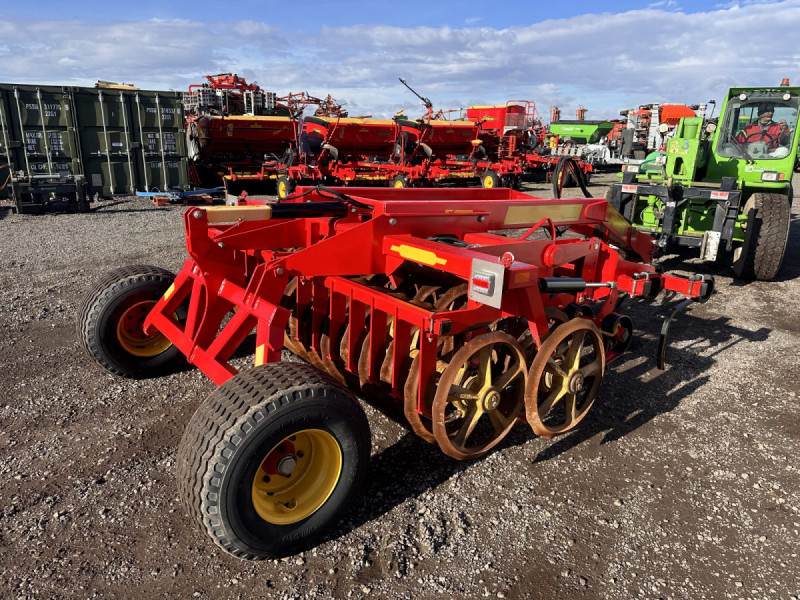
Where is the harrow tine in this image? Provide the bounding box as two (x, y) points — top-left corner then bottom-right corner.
(656, 297), (696, 370)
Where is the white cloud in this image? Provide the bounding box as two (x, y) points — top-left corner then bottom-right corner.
(2, 2), (800, 118)
(0, 18), (221, 89)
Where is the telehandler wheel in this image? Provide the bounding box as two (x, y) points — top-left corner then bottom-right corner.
(732, 192), (790, 281)
(481, 170), (500, 189)
(276, 175), (294, 199)
(77, 265), (186, 378)
(177, 362), (371, 560)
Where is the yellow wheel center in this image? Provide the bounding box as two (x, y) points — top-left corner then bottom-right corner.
(394, 179), (404, 188)
(251, 429), (342, 525)
(278, 181), (287, 197)
(484, 177), (494, 188)
(116, 300), (173, 357)
(567, 372), (585, 394)
(480, 388), (501, 412)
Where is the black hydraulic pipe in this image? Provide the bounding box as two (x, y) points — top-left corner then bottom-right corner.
(538, 277), (587, 293)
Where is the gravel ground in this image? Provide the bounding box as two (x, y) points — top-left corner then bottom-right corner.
(1, 174), (799, 600)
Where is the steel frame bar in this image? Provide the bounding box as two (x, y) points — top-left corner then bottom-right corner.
(142, 188), (711, 398)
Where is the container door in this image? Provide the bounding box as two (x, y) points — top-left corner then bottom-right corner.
(75, 88), (139, 195)
(131, 91), (189, 192)
(6, 85), (81, 181)
(0, 88), (14, 200)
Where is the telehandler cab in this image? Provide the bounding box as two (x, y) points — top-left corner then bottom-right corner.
(608, 82), (797, 280)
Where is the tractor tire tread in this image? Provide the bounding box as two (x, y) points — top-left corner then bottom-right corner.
(176, 362), (370, 560)
(77, 265), (178, 377)
(737, 193), (790, 281)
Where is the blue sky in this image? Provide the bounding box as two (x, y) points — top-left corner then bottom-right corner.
(1, 0), (798, 120)
(0, 1), (756, 28)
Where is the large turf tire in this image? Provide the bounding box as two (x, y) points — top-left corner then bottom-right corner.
(732, 192), (790, 281)
(77, 265), (186, 378)
(177, 362), (371, 560)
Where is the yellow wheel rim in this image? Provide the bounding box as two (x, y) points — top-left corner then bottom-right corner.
(116, 300), (173, 357)
(251, 429), (342, 525)
(278, 180), (288, 197)
(483, 175), (494, 188)
(394, 179), (405, 188)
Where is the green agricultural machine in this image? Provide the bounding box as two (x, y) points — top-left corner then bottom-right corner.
(607, 83), (798, 281)
(548, 120), (616, 145)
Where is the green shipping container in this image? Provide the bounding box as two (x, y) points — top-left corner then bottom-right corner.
(0, 82), (189, 212)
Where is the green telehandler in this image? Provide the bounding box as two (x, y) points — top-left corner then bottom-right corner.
(607, 83), (798, 281)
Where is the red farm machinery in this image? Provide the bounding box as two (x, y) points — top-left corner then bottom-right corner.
(183, 75), (590, 198)
(466, 100), (590, 192)
(224, 110), (544, 199)
(78, 185), (712, 560)
(232, 106), (590, 199)
(183, 74), (351, 191)
(183, 73), (289, 188)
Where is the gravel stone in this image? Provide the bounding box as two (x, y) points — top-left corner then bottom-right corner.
(1, 175), (800, 599)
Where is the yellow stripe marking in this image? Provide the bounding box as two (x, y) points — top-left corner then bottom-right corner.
(255, 344), (265, 366)
(390, 244), (447, 267)
(163, 283), (175, 300)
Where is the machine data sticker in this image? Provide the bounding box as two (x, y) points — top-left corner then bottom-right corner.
(710, 191), (729, 200)
(621, 185), (637, 193)
(605, 205), (630, 237)
(504, 204), (582, 226)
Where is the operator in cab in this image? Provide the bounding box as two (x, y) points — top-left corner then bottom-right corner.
(735, 103), (791, 150)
